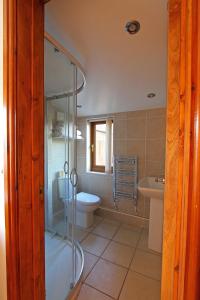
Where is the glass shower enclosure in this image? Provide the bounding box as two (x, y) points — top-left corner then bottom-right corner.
(44, 37), (85, 300)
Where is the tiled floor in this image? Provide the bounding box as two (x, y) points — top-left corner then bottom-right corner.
(76, 217), (162, 300)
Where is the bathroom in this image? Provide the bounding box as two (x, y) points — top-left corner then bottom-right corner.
(44, 1), (166, 299)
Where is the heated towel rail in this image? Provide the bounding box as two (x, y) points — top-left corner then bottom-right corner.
(113, 155), (138, 211)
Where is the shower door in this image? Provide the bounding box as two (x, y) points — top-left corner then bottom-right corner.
(45, 37), (80, 299)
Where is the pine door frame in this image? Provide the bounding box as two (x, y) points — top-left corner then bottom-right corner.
(3, 0), (200, 299)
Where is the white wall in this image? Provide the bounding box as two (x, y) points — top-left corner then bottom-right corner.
(0, 0), (8, 297)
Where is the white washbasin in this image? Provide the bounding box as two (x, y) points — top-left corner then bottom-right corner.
(138, 177), (165, 253)
(138, 177), (164, 200)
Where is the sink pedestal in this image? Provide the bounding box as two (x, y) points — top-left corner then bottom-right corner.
(148, 197), (164, 253)
(138, 177), (164, 254)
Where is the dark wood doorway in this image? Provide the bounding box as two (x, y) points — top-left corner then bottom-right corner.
(3, 0), (200, 299)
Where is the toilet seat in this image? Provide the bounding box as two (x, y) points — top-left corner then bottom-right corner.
(77, 192), (100, 206)
(57, 177), (101, 228)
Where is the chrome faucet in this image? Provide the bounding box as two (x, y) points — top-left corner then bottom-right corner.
(155, 176), (165, 184)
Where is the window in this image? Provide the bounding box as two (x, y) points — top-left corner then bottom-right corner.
(89, 119), (113, 173)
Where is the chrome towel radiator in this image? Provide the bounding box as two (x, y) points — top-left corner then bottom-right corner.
(113, 155), (138, 211)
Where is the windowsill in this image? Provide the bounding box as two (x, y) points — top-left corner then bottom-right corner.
(86, 171), (113, 176)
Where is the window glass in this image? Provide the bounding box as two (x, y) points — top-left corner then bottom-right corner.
(90, 120), (113, 173)
(95, 123), (106, 166)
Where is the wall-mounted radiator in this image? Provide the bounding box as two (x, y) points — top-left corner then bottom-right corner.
(113, 155), (138, 212)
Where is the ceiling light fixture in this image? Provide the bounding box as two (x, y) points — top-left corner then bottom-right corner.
(147, 93), (156, 98)
(125, 20), (140, 35)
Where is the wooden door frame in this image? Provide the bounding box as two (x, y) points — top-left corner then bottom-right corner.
(3, 0), (200, 299)
(3, 0), (45, 299)
(162, 0), (200, 299)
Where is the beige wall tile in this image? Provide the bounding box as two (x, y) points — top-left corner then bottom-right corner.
(146, 139), (165, 162)
(76, 108), (166, 220)
(146, 117), (166, 139)
(145, 160), (164, 177)
(114, 119), (127, 139)
(77, 156), (86, 175)
(147, 107), (166, 118)
(117, 199), (138, 216)
(127, 110), (147, 119)
(89, 174), (108, 195)
(126, 139), (145, 161)
(114, 139), (127, 155)
(138, 161), (146, 180)
(127, 118), (146, 139)
(144, 198), (150, 218)
(136, 194), (145, 217)
(114, 112), (128, 119)
(101, 196), (114, 209)
(78, 174), (91, 193)
(77, 141), (86, 156)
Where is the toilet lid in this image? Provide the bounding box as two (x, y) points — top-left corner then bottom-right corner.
(76, 192), (100, 205)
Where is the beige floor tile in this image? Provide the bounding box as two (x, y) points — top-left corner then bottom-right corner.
(102, 241), (135, 267)
(85, 215), (103, 232)
(138, 229), (161, 255)
(85, 259), (127, 299)
(113, 227), (141, 247)
(92, 219), (120, 239)
(119, 271), (161, 300)
(81, 234), (110, 256)
(77, 284), (113, 300)
(82, 251), (99, 280)
(121, 223), (143, 232)
(130, 249), (162, 280)
(74, 227), (89, 242)
(103, 218), (121, 226)
(137, 229), (149, 250)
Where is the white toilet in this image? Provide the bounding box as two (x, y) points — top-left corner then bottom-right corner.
(57, 178), (101, 228)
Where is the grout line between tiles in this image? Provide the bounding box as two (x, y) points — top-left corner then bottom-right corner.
(82, 242), (111, 283)
(131, 270), (162, 282)
(78, 218), (162, 299)
(117, 230), (141, 300)
(98, 257), (130, 270)
(83, 282), (116, 300)
(81, 221), (123, 287)
(116, 268), (129, 300)
(81, 223), (115, 282)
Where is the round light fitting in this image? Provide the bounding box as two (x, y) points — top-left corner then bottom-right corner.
(147, 93), (156, 98)
(125, 20), (140, 35)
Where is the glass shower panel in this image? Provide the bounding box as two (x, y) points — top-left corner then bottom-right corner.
(68, 64), (78, 286)
(44, 38), (80, 299)
(45, 97), (69, 236)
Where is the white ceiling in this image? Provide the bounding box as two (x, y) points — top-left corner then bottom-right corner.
(45, 39), (84, 97)
(45, 0), (167, 116)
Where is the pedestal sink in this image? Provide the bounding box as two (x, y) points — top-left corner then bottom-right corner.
(138, 177), (164, 253)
